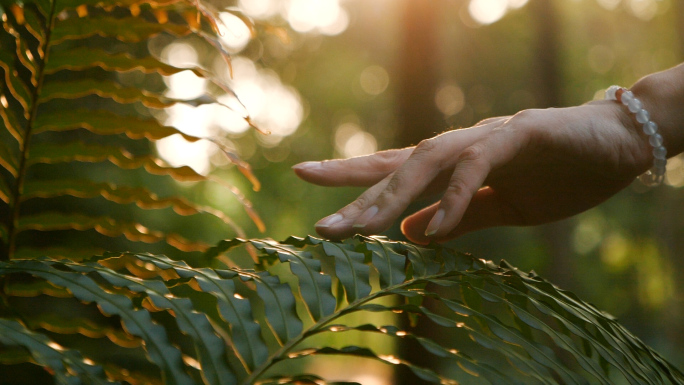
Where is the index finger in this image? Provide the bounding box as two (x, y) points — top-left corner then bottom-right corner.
(292, 147), (413, 187)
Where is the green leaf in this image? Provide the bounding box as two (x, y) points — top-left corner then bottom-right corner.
(117, 252), (273, 371)
(52, 0), (183, 15)
(0, 137), (19, 177)
(0, 102), (25, 143)
(359, 235), (406, 288)
(321, 240), (371, 303)
(38, 79), (178, 108)
(401, 242), (441, 278)
(0, 34), (32, 117)
(51, 16), (190, 45)
(21, 179), (239, 227)
(0, 173), (12, 204)
(17, 212), (209, 252)
(44, 46), (199, 76)
(32, 109), (204, 141)
(0, 259), (194, 385)
(66, 260), (237, 385)
(311, 323), (513, 384)
(16, 4), (45, 46)
(0, 318), (119, 385)
(251, 239), (336, 321)
(27, 141), (205, 181)
(283, 346), (451, 384)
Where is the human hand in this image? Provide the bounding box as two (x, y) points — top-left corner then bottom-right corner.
(293, 101), (653, 244)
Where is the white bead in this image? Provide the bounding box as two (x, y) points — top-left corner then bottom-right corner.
(653, 146), (667, 160)
(649, 133), (663, 147)
(639, 171), (659, 187)
(636, 109), (650, 123)
(621, 90), (635, 105)
(605, 86), (620, 100)
(643, 121), (658, 135)
(627, 98), (642, 113)
(654, 157), (667, 168)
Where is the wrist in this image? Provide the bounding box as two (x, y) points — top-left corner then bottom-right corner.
(629, 63), (684, 157)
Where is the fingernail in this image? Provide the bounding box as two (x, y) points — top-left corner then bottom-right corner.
(292, 161), (322, 170)
(425, 209), (445, 237)
(316, 213), (343, 228)
(353, 205), (378, 229)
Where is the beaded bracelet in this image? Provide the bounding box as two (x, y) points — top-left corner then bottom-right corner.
(605, 85), (666, 186)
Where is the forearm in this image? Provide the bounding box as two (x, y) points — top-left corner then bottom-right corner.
(630, 62), (684, 158)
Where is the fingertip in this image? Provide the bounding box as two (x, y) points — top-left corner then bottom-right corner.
(400, 205), (437, 244)
(424, 208), (445, 237)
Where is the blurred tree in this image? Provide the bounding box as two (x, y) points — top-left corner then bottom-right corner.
(395, 0), (446, 148)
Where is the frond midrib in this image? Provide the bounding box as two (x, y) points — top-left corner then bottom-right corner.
(5, 0), (56, 260)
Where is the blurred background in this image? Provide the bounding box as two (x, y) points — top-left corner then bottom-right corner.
(151, 0), (684, 382)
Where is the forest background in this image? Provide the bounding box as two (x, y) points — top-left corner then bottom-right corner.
(36, 0), (682, 382)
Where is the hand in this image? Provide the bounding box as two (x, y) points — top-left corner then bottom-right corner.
(293, 101), (652, 244)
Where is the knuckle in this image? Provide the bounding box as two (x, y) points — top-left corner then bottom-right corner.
(350, 194), (372, 211)
(413, 138), (440, 156)
(446, 176), (470, 197)
(458, 144), (485, 163)
(382, 175), (401, 197)
(511, 108), (538, 122)
(370, 150), (406, 173)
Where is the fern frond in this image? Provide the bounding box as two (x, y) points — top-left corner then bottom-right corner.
(0, 259), (195, 384)
(0, 0), (260, 260)
(1, 238), (683, 384)
(0, 318), (118, 384)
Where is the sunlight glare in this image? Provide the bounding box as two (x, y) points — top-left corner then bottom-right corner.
(286, 0), (348, 35)
(508, 0), (529, 8)
(435, 83), (465, 116)
(156, 134), (215, 175)
(228, 57), (304, 139)
(156, 104), (217, 175)
(597, 0), (621, 10)
(218, 12), (252, 52)
(164, 70), (207, 99)
(629, 0), (657, 21)
(359, 65), (390, 96)
(238, 0), (278, 19)
(468, 0), (508, 25)
(335, 123), (377, 158)
(162, 42), (198, 67)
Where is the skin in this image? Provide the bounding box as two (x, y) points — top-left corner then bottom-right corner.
(293, 63), (684, 244)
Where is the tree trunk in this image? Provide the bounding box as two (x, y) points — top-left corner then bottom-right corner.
(394, 0), (445, 149)
(395, 1), (445, 383)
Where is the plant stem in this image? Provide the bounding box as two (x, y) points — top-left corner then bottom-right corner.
(5, 0), (56, 260)
(242, 272), (452, 384)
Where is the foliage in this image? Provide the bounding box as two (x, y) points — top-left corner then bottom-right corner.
(0, 0), (262, 263)
(0, 0), (683, 383)
(1, 236), (683, 384)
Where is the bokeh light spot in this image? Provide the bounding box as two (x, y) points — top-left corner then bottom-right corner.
(597, 0), (621, 10)
(359, 65), (390, 96)
(468, 0), (508, 25)
(164, 70), (206, 99)
(238, 0), (278, 19)
(587, 45), (615, 74)
(435, 83), (465, 116)
(287, 0), (348, 35)
(162, 42), (198, 67)
(629, 0), (657, 21)
(219, 12), (252, 52)
(335, 123), (377, 158)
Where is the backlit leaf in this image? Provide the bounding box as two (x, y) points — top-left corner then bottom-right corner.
(0, 260), (194, 385)
(0, 318), (118, 384)
(17, 212), (210, 252)
(50, 16), (190, 45)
